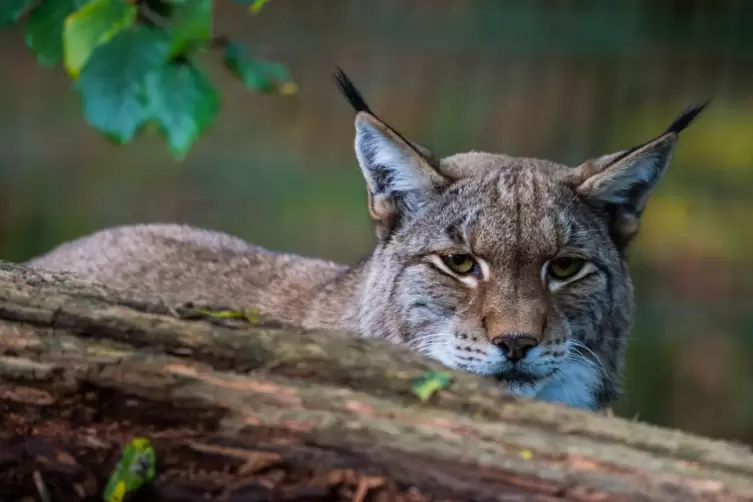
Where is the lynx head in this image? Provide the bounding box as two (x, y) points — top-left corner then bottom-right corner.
(334, 69), (707, 411)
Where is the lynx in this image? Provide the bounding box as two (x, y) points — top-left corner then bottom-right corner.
(26, 69), (706, 411)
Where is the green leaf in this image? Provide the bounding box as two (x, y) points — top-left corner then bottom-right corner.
(103, 437), (157, 502)
(25, 0), (87, 66)
(194, 307), (261, 324)
(230, 0), (269, 11)
(62, 0), (137, 79)
(167, 0), (212, 56)
(0, 0), (35, 27)
(76, 26), (170, 144)
(411, 371), (452, 402)
(145, 61), (219, 159)
(223, 41), (296, 95)
(249, 0), (269, 14)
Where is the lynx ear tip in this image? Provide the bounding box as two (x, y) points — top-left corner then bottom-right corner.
(665, 99), (711, 135)
(333, 66), (372, 114)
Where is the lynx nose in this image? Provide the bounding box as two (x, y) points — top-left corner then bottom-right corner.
(491, 333), (539, 363)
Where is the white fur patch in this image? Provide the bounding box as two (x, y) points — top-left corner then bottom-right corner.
(354, 118), (433, 212)
(534, 348), (601, 411)
(423, 321), (457, 367)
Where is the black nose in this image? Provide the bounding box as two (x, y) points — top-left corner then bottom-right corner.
(491, 333), (539, 363)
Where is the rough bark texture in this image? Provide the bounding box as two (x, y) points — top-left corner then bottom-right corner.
(1, 261), (752, 502)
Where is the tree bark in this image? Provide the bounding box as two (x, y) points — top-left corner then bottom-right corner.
(0, 262), (752, 502)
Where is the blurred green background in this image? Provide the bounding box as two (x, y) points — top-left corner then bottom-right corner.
(1, 0), (752, 443)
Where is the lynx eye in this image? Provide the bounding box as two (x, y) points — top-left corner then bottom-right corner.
(440, 254), (477, 275)
(547, 257), (585, 280)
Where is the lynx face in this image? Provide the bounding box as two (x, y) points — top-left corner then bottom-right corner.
(336, 70), (705, 411)
(358, 155), (632, 410)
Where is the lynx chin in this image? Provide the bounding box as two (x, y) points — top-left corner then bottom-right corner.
(26, 69), (707, 412)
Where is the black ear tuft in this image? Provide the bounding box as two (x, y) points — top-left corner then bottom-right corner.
(664, 99), (711, 135)
(333, 67), (372, 114)
(333, 67), (440, 168)
(604, 100), (710, 167)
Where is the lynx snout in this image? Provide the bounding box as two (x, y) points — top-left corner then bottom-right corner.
(489, 333), (538, 363)
(483, 299), (547, 363)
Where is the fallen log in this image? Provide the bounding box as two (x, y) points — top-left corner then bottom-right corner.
(0, 261), (752, 502)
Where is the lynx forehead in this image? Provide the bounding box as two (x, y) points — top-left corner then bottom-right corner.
(25, 69), (707, 412)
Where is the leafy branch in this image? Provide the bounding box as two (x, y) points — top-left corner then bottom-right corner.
(1, 0), (295, 159)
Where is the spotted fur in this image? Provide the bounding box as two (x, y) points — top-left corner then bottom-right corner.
(26, 71), (707, 411)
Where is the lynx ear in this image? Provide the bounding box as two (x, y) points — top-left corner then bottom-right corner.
(569, 102), (709, 246)
(334, 68), (448, 239)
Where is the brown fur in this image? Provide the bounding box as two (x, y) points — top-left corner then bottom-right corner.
(26, 72), (707, 411)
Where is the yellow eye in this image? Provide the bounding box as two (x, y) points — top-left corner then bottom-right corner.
(548, 257), (585, 280)
(441, 254), (477, 275)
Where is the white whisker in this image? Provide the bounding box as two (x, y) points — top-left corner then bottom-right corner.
(405, 335), (450, 350)
(567, 340), (615, 384)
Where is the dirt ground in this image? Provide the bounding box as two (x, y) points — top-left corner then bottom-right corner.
(0, 382), (459, 502)
(0, 435), (439, 501)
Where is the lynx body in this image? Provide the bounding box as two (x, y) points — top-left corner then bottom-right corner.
(27, 71), (706, 411)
